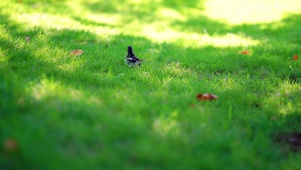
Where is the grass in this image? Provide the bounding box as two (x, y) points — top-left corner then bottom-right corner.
(1, 0), (301, 169)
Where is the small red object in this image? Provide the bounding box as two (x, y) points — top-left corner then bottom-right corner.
(293, 55), (298, 60)
(238, 50), (250, 55)
(196, 93), (218, 101)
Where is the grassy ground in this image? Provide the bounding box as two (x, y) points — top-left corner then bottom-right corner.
(1, 0), (301, 169)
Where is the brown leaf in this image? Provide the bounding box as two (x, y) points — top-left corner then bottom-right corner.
(196, 93), (218, 101)
(271, 116), (278, 121)
(293, 55), (298, 60)
(25, 36), (30, 43)
(3, 138), (19, 154)
(238, 50), (250, 55)
(70, 49), (84, 57)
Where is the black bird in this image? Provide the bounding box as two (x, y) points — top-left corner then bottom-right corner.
(125, 46), (144, 67)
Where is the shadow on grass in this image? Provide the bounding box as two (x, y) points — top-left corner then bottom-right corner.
(1, 3), (301, 168)
(1, 9), (301, 119)
(272, 114), (301, 154)
(82, 0), (205, 14)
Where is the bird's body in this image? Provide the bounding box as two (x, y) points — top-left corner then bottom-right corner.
(125, 46), (143, 67)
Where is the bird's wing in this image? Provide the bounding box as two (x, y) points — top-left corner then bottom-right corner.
(127, 57), (140, 62)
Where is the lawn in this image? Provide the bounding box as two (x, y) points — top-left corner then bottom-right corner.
(1, 0), (301, 169)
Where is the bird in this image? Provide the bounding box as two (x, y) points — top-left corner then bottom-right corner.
(125, 46), (144, 67)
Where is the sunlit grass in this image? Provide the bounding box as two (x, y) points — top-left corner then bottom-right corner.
(4, 0), (262, 47)
(5, 0), (301, 27)
(204, 0), (301, 24)
(3, 0), (289, 50)
(17, 13), (82, 29)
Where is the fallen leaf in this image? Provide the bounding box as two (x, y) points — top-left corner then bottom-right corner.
(196, 93), (218, 101)
(70, 49), (84, 57)
(238, 50), (250, 55)
(293, 55), (298, 60)
(25, 36), (30, 43)
(3, 138), (19, 154)
(271, 116), (278, 121)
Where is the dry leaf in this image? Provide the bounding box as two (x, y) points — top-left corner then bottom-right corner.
(25, 36), (30, 43)
(70, 49), (84, 57)
(196, 93), (218, 101)
(3, 138), (19, 154)
(238, 50), (250, 55)
(293, 55), (298, 60)
(271, 116), (278, 121)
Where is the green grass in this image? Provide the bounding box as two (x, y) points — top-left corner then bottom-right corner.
(1, 0), (301, 169)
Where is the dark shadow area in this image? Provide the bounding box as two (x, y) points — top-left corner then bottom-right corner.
(276, 132), (301, 153)
(82, 0), (205, 14)
(289, 71), (301, 84)
(74, 0), (206, 27)
(272, 115), (301, 154)
(72, 16), (118, 28)
(170, 13), (301, 40)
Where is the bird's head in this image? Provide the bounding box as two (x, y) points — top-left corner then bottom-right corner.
(127, 46), (133, 53)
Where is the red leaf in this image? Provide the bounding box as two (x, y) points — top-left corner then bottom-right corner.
(196, 93), (218, 101)
(238, 50), (250, 55)
(293, 55), (298, 60)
